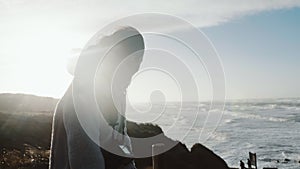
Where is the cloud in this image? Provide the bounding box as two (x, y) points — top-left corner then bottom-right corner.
(1, 0), (300, 29)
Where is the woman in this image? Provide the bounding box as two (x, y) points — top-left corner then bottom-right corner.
(49, 27), (145, 169)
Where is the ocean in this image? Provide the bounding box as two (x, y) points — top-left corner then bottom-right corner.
(127, 98), (300, 169)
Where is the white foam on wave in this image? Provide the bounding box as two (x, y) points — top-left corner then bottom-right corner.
(224, 118), (233, 123)
(208, 130), (228, 142)
(224, 111), (288, 122)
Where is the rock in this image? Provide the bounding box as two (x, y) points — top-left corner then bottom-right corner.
(126, 122), (229, 169)
(190, 143), (228, 169)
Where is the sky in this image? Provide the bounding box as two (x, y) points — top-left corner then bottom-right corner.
(0, 0), (299, 101)
(202, 8), (300, 99)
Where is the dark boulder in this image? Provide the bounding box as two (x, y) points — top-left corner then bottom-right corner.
(127, 122), (229, 169)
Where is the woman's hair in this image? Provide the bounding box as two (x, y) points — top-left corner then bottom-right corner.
(68, 27), (144, 76)
(99, 26), (144, 49)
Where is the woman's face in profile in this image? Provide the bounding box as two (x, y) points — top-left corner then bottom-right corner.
(92, 29), (144, 115)
(111, 47), (144, 93)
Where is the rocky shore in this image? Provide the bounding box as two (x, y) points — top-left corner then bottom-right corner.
(0, 94), (229, 169)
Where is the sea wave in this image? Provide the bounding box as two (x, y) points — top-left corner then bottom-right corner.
(224, 111), (288, 122)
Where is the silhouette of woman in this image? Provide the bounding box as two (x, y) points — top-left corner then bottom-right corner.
(49, 27), (144, 169)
